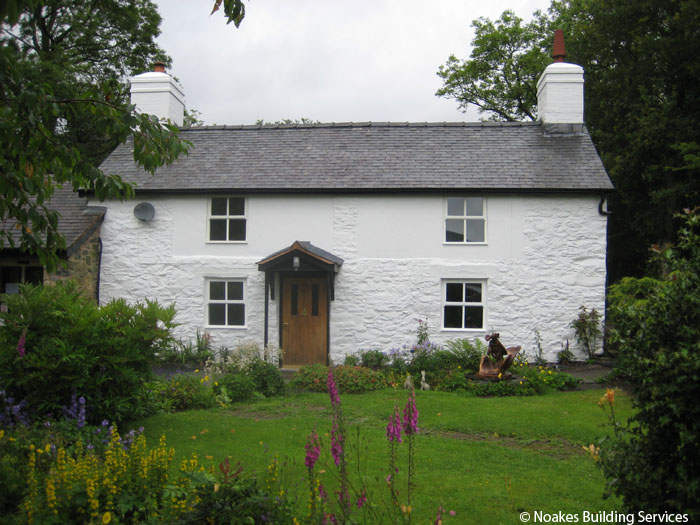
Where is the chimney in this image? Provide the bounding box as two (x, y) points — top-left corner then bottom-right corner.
(536, 30), (584, 134)
(129, 62), (185, 126)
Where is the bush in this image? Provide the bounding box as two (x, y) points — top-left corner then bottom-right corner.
(292, 365), (388, 393)
(0, 282), (176, 424)
(158, 329), (214, 365)
(245, 359), (285, 397)
(162, 373), (217, 411)
(182, 476), (296, 524)
(444, 338), (485, 373)
(218, 373), (256, 403)
(599, 210), (700, 518)
(358, 349), (389, 370)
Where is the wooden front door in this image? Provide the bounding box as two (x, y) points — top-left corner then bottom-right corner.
(282, 277), (328, 366)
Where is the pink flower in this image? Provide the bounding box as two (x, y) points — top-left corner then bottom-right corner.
(327, 368), (340, 406)
(304, 429), (321, 470)
(403, 388), (419, 435)
(16, 331), (25, 357)
(386, 405), (402, 443)
(356, 489), (367, 508)
(330, 421), (343, 466)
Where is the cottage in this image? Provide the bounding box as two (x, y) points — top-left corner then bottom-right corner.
(92, 46), (613, 365)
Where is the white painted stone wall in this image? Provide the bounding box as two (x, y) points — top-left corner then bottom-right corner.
(92, 193), (607, 362)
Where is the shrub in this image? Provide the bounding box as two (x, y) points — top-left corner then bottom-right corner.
(182, 475), (296, 524)
(599, 209), (700, 518)
(158, 329), (214, 365)
(570, 306), (603, 360)
(245, 359), (285, 397)
(218, 373), (256, 403)
(358, 349), (389, 370)
(292, 365), (388, 393)
(0, 282), (176, 424)
(163, 373), (216, 411)
(443, 338), (485, 373)
(290, 364), (328, 392)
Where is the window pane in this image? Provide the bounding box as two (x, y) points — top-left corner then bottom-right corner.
(210, 281), (225, 300)
(210, 219), (227, 240)
(445, 282), (463, 303)
(312, 284), (320, 316)
(209, 303), (226, 325)
(227, 304), (245, 326)
(466, 219), (485, 242)
(25, 267), (44, 285)
(444, 306), (463, 328)
(465, 197), (483, 216)
(227, 281), (243, 300)
(291, 284), (298, 316)
(447, 197), (464, 216)
(445, 219), (464, 242)
(465, 283), (482, 303)
(211, 198), (227, 215)
(464, 306), (483, 329)
(228, 219), (246, 241)
(228, 197), (245, 216)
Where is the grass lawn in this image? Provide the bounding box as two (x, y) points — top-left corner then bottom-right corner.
(129, 387), (633, 523)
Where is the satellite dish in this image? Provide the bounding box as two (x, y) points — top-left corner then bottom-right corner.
(133, 202), (155, 221)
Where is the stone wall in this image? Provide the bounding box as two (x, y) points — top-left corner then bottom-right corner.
(45, 227), (102, 301)
(94, 193), (608, 362)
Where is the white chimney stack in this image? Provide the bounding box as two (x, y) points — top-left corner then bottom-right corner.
(129, 62), (185, 126)
(536, 30), (584, 133)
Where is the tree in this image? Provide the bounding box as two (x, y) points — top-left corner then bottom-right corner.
(436, 0), (700, 281)
(600, 209), (700, 516)
(0, 0), (247, 271)
(436, 9), (552, 121)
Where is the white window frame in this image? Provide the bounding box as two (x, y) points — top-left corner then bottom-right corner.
(205, 278), (247, 328)
(207, 196), (247, 243)
(441, 279), (487, 331)
(443, 196), (487, 245)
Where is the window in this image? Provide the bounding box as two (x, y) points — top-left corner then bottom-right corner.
(1, 265), (44, 294)
(442, 280), (486, 330)
(208, 197), (246, 242)
(207, 279), (245, 327)
(445, 197), (486, 243)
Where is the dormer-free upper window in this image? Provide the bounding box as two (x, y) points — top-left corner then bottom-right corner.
(445, 197), (486, 243)
(209, 197), (246, 242)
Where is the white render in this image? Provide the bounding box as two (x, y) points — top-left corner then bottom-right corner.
(130, 71), (185, 126)
(537, 62), (585, 125)
(92, 193), (607, 362)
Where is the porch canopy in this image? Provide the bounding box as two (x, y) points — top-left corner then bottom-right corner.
(256, 241), (344, 348)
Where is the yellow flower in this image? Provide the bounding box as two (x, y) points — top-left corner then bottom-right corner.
(214, 382), (219, 386)
(204, 375), (209, 381)
(497, 373), (502, 379)
(519, 381), (523, 385)
(0, 430), (4, 439)
(102, 511), (112, 524)
(194, 369), (199, 373)
(548, 370), (552, 375)
(605, 388), (615, 406)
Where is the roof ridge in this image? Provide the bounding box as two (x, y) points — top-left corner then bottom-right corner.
(179, 121), (541, 131)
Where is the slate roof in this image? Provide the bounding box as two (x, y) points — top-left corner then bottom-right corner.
(99, 122), (613, 194)
(257, 241), (345, 269)
(1, 188), (105, 256)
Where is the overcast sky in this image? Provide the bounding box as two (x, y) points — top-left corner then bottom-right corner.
(154, 0), (552, 125)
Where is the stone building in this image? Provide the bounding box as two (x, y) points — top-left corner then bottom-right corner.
(0, 189), (105, 301)
(90, 45), (613, 364)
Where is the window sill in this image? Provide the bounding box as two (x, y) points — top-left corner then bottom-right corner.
(205, 324), (248, 330)
(441, 327), (487, 333)
(206, 240), (248, 244)
(443, 242), (488, 246)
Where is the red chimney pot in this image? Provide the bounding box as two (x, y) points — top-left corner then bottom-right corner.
(153, 61), (166, 73)
(552, 30), (566, 63)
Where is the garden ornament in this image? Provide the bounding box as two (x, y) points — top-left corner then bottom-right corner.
(403, 373), (414, 389)
(420, 370), (431, 390)
(476, 333), (521, 380)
